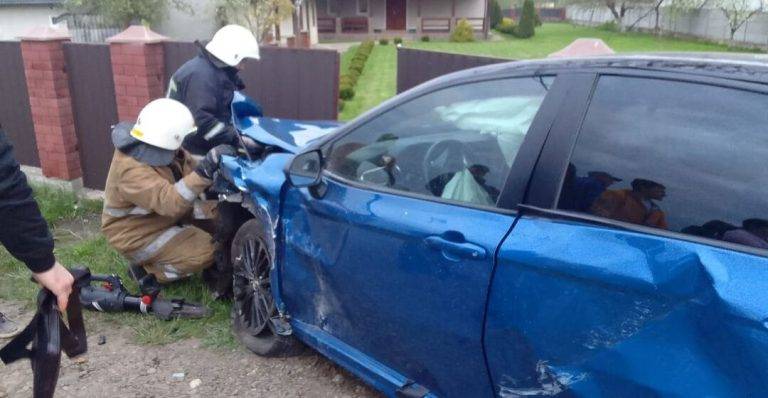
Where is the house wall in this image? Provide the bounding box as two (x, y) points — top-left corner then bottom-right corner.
(455, 0), (485, 18)
(0, 5), (63, 40)
(371, 0), (386, 30)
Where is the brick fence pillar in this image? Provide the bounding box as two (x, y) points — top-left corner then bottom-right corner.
(18, 25), (82, 182)
(107, 26), (169, 122)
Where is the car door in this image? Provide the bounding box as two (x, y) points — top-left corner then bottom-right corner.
(279, 74), (560, 396)
(485, 72), (768, 396)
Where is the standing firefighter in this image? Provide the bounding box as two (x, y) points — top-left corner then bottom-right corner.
(101, 99), (235, 283)
(167, 24), (261, 156)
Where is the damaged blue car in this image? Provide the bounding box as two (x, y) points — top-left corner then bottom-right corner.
(218, 54), (768, 397)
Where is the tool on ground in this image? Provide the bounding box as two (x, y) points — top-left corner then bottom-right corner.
(78, 266), (210, 320)
(0, 267), (90, 398)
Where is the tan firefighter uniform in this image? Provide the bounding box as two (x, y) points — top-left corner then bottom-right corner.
(101, 149), (215, 282)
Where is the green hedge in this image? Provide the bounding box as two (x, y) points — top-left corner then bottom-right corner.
(338, 41), (375, 103)
(450, 19), (475, 42)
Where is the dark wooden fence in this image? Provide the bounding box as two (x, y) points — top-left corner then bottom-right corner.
(164, 42), (340, 120)
(64, 43), (119, 190)
(0, 41), (39, 167)
(0, 40), (339, 190)
(396, 48), (508, 94)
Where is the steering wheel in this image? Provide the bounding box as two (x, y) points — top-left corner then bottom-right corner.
(422, 139), (468, 185)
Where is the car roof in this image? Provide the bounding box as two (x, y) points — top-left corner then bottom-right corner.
(425, 53), (768, 88)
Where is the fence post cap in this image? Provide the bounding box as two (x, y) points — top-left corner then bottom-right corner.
(107, 25), (169, 44)
(548, 38), (615, 58)
(18, 25), (71, 41)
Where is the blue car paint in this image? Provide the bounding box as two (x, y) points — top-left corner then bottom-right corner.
(279, 177), (512, 397)
(223, 92), (768, 397)
(486, 215), (768, 397)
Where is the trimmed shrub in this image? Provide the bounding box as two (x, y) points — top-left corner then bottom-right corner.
(515, 0), (535, 39)
(393, 37), (403, 45)
(496, 17), (516, 35)
(490, 0), (503, 29)
(421, 35), (430, 42)
(337, 40), (375, 105)
(339, 84), (355, 100)
(379, 38), (389, 45)
(450, 19), (475, 42)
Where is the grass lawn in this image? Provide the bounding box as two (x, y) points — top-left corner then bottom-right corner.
(338, 22), (763, 120)
(0, 187), (236, 349)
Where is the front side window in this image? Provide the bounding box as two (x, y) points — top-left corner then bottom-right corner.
(558, 76), (768, 250)
(327, 77), (552, 207)
(327, 0), (339, 15)
(358, 0), (369, 14)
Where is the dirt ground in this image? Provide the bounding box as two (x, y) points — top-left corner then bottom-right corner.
(0, 300), (379, 398)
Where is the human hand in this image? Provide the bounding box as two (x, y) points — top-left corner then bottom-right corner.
(32, 262), (74, 312)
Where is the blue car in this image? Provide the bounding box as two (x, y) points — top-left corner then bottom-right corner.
(219, 55), (768, 397)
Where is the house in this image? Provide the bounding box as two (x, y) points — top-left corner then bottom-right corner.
(0, 0), (63, 40)
(159, 0), (320, 47)
(316, 0), (489, 39)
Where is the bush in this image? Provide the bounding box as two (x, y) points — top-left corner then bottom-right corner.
(515, 0), (535, 39)
(393, 37), (403, 45)
(450, 19), (475, 42)
(339, 84), (355, 100)
(597, 21), (618, 32)
(338, 99), (345, 112)
(337, 41), (375, 104)
(379, 38), (389, 45)
(496, 17), (516, 35)
(489, 0), (503, 29)
(534, 11), (542, 27)
(421, 35), (430, 42)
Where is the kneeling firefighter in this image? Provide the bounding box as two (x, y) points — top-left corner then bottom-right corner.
(101, 98), (236, 284)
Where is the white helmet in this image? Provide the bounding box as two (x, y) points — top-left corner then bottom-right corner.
(206, 25), (261, 67)
(130, 99), (196, 151)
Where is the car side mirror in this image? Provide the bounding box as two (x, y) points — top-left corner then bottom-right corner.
(286, 150), (323, 188)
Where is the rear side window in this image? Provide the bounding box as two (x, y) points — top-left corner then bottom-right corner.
(559, 76), (768, 250)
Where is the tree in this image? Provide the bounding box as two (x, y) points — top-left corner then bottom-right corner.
(64, 0), (191, 28)
(566, 0), (660, 32)
(716, 0), (766, 40)
(490, 0), (504, 28)
(216, 0), (295, 42)
(516, 0), (536, 38)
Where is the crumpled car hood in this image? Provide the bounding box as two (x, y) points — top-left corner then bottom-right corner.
(232, 92), (341, 153)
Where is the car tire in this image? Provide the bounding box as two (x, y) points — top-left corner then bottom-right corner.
(231, 219), (304, 357)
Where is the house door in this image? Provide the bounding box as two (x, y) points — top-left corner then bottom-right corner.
(387, 0), (407, 30)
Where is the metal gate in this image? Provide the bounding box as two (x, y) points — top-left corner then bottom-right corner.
(0, 41), (39, 167)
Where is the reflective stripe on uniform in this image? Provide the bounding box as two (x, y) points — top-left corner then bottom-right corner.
(174, 179), (197, 202)
(129, 226), (186, 264)
(203, 122), (226, 141)
(103, 206), (152, 218)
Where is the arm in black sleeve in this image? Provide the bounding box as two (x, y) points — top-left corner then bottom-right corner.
(0, 129), (55, 273)
(184, 77), (239, 148)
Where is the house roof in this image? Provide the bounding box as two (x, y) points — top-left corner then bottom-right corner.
(0, 0), (62, 6)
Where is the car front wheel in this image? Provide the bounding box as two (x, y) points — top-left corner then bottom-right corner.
(231, 219), (303, 357)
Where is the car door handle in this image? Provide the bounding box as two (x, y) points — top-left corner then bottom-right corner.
(425, 236), (487, 261)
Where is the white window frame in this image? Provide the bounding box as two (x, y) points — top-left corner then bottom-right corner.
(327, 0), (340, 15)
(357, 0), (369, 15)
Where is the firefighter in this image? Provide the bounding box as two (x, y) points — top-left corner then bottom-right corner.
(101, 99), (236, 283)
(167, 24), (261, 157)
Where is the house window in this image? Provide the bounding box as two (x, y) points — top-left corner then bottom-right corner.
(327, 0), (340, 15)
(358, 0), (369, 15)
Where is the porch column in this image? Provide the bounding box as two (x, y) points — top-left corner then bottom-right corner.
(451, 0), (456, 30)
(417, 0), (422, 34)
